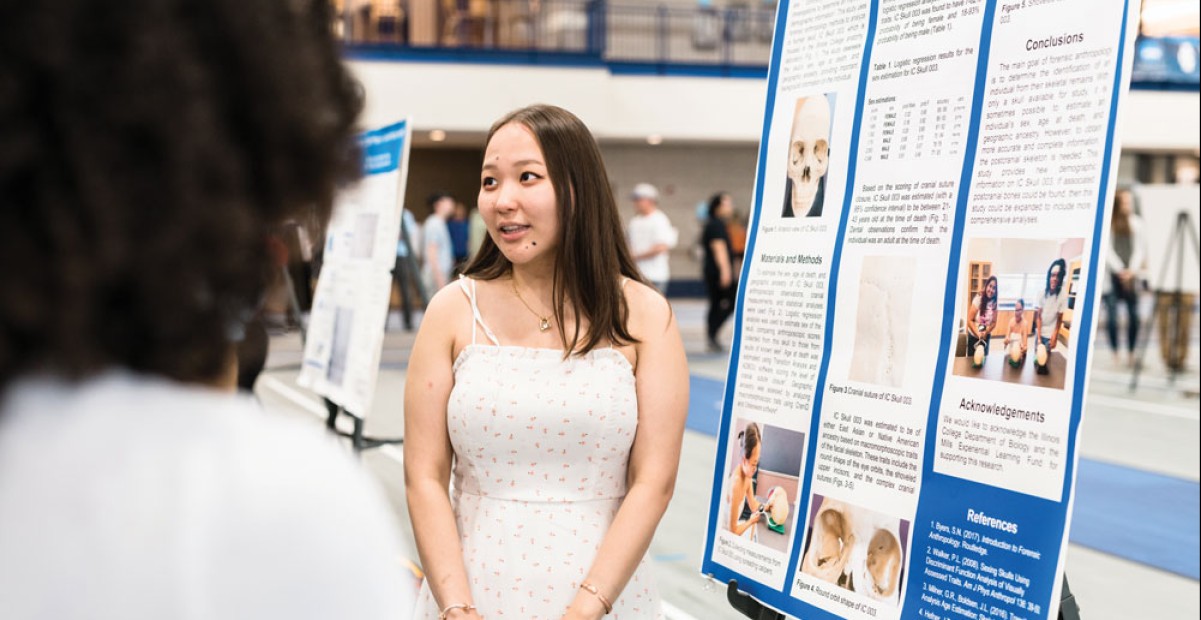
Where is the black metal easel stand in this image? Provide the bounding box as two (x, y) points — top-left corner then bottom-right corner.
(726, 580), (784, 620)
(1129, 210), (1201, 392)
(323, 397), (404, 453)
(725, 575), (1080, 619)
(274, 224), (407, 453)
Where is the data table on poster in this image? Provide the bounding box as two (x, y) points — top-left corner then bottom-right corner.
(862, 96), (969, 162)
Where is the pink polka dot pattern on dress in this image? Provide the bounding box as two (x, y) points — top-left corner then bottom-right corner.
(412, 279), (664, 619)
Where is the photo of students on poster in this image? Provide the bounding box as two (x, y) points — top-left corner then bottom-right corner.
(951, 238), (1085, 390)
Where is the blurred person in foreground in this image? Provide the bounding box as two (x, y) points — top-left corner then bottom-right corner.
(0, 1), (412, 618)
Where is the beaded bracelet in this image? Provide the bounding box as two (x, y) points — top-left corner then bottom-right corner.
(438, 602), (476, 619)
(580, 582), (613, 615)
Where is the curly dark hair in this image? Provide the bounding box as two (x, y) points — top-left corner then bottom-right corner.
(0, 0), (363, 390)
(1045, 258), (1068, 296)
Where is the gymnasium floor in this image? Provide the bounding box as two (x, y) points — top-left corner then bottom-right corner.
(256, 299), (1199, 620)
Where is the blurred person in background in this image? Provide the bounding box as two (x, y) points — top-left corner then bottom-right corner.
(625, 182), (678, 294)
(282, 216), (319, 314)
(727, 207), (749, 275)
(703, 192), (738, 353)
(1104, 186), (1147, 367)
(235, 315), (270, 394)
(0, 1), (412, 617)
(395, 205), (423, 331)
(448, 200), (471, 275)
(422, 191), (456, 294)
(467, 202), (488, 261)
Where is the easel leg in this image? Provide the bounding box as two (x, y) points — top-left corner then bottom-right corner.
(324, 397), (340, 430)
(352, 415), (366, 452)
(1130, 212), (1185, 391)
(725, 580), (785, 620)
(322, 397), (402, 453)
(1059, 575), (1081, 620)
(1130, 293), (1162, 392)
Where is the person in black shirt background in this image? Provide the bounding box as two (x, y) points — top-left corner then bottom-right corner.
(703, 192), (738, 352)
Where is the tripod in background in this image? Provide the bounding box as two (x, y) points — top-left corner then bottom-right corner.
(1130, 210), (1201, 391)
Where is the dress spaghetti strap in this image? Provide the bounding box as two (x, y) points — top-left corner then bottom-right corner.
(456, 275), (501, 346)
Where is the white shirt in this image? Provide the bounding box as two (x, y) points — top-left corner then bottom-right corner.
(0, 371), (412, 620)
(1037, 290), (1067, 338)
(626, 209), (678, 283)
(422, 213), (454, 290)
(396, 208), (420, 259)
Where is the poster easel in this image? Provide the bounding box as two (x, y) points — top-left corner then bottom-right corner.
(725, 576), (1080, 619)
(298, 120), (413, 451)
(1129, 210), (1201, 391)
(323, 397), (402, 452)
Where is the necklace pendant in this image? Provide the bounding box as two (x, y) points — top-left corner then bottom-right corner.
(539, 317), (551, 332)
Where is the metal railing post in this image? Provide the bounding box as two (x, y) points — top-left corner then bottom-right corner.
(723, 7), (733, 65)
(657, 4), (668, 66)
(587, 0), (608, 56)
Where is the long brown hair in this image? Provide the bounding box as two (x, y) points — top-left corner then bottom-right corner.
(1111, 188), (1133, 236)
(463, 104), (646, 356)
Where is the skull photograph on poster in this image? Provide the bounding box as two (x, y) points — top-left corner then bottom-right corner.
(799, 494), (908, 605)
(782, 93), (835, 218)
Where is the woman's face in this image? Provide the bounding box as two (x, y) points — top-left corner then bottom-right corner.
(986, 279), (997, 297)
(742, 444), (761, 477)
(717, 195), (735, 220)
(1049, 265), (1062, 290)
(479, 122), (561, 268)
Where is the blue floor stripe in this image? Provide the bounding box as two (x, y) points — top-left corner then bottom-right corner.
(686, 375), (726, 436)
(685, 373), (1201, 579)
(1071, 459), (1200, 579)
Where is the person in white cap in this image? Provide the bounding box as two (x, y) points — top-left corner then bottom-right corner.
(626, 183), (679, 294)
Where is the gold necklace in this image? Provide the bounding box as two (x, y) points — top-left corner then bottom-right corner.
(511, 278), (552, 332)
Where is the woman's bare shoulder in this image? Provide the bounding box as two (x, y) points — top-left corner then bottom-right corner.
(420, 279), (474, 336)
(623, 279), (674, 334)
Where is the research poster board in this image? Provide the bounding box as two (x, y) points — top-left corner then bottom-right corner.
(299, 120), (412, 415)
(701, 1), (1137, 619)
